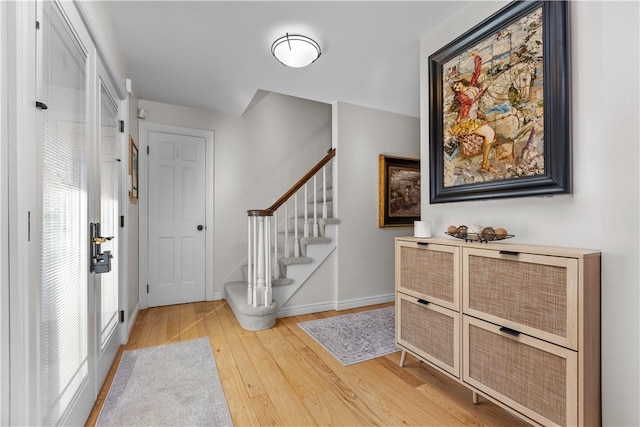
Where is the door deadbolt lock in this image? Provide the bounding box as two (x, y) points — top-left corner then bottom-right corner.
(90, 222), (114, 274)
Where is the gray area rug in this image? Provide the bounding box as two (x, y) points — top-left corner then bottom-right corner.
(96, 337), (233, 426)
(298, 306), (399, 366)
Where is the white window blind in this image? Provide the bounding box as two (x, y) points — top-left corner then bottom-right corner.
(40, 2), (89, 425)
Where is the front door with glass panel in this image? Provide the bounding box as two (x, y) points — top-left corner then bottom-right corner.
(38, 1), (122, 424)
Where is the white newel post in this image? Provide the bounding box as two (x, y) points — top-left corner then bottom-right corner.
(247, 210), (273, 307)
(247, 217), (253, 304)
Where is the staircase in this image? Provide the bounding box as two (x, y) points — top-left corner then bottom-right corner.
(224, 148), (338, 330)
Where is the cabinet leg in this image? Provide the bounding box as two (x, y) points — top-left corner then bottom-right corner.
(472, 391), (479, 405)
(399, 350), (407, 367)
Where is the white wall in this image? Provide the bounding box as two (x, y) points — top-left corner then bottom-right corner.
(334, 102), (420, 307)
(138, 93), (332, 297)
(420, 2), (639, 425)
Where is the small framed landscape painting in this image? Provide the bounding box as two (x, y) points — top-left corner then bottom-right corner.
(379, 155), (421, 227)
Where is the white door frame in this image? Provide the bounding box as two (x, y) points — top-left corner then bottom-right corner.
(139, 122), (214, 308)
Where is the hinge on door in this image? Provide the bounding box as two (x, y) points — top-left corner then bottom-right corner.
(119, 310), (125, 323)
(35, 101), (48, 110)
(147, 284), (149, 294)
(36, 21), (40, 30)
(147, 146), (149, 155)
(120, 215), (125, 228)
(27, 211), (31, 242)
(119, 120), (125, 133)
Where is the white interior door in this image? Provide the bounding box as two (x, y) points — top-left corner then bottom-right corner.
(148, 131), (206, 306)
(96, 80), (121, 385)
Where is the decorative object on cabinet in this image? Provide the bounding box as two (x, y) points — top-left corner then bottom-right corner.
(395, 237), (600, 426)
(378, 154), (420, 227)
(428, 1), (571, 203)
(445, 224), (513, 242)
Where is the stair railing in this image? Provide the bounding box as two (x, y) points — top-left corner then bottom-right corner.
(247, 147), (336, 308)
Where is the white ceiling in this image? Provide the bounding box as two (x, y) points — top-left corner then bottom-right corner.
(100, 1), (471, 118)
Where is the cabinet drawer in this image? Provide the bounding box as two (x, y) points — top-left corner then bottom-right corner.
(396, 241), (459, 311)
(463, 316), (577, 427)
(396, 293), (459, 377)
(463, 247), (578, 349)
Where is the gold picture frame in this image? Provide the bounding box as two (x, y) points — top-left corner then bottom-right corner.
(129, 135), (138, 203)
(378, 154), (420, 227)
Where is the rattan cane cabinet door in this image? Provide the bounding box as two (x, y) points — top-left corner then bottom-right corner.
(396, 293), (459, 377)
(462, 247), (578, 350)
(463, 316), (578, 426)
(395, 240), (459, 311)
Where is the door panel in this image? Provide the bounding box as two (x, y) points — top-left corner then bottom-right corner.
(96, 80), (121, 385)
(39, 1), (93, 424)
(148, 131), (206, 306)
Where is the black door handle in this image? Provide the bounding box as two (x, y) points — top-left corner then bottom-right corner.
(197, 225), (204, 231)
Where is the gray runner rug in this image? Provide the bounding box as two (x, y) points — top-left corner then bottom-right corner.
(96, 337), (233, 426)
(298, 306), (399, 366)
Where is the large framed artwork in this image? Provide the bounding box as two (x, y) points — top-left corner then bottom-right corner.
(429, 1), (571, 203)
(378, 154), (420, 227)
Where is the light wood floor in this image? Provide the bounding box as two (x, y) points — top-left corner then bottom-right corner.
(86, 301), (529, 426)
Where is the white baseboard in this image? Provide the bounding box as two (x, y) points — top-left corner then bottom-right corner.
(277, 293), (395, 318)
(276, 301), (336, 318)
(126, 301), (140, 343)
(335, 293), (395, 311)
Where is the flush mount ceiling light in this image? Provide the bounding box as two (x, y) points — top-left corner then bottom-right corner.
(271, 33), (321, 68)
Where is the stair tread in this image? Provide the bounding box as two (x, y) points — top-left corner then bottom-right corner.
(301, 236), (331, 244)
(280, 256), (313, 266)
(273, 277), (294, 286)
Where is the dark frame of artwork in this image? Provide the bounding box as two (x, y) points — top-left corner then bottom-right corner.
(378, 154), (421, 227)
(429, 1), (571, 203)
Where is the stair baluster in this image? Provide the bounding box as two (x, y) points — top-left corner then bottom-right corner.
(294, 192), (300, 257)
(322, 165), (328, 219)
(284, 201), (290, 258)
(273, 211), (279, 279)
(313, 175), (319, 237)
(303, 183), (309, 238)
(264, 217), (271, 305)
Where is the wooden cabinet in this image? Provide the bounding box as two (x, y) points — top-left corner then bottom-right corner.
(395, 237), (601, 427)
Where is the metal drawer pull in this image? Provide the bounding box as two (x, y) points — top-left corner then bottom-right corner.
(499, 326), (521, 337)
(417, 299), (430, 306)
(499, 250), (519, 256)
(417, 242), (429, 246)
